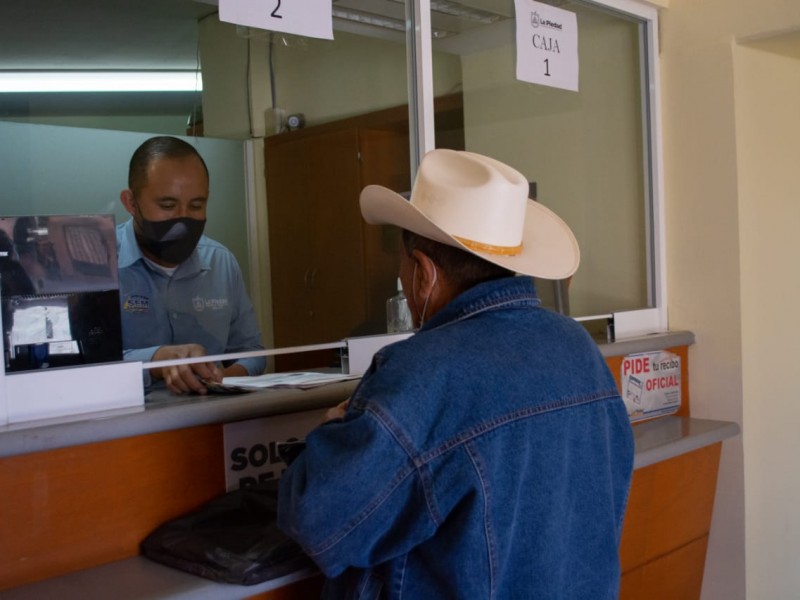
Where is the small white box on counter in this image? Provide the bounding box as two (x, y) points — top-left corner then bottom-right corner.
(3, 361), (144, 423)
(344, 332), (413, 376)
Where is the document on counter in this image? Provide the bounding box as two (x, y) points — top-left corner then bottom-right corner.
(222, 372), (360, 390)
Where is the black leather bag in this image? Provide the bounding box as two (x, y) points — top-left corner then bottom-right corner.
(140, 479), (313, 585)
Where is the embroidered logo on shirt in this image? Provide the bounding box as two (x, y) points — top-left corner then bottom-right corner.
(192, 295), (229, 312)
(123, 295), (150, 313)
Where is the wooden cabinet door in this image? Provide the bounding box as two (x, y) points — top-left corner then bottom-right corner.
(265, 129), (366, 350)
(358, 128), (411, 330)
(265, 132), (315, 347)
(305, 129), (367, 343)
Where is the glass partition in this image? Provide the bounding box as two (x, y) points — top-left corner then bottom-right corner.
(424, 0), (656, 318)
(235, 5), (416, 368)
(0, 123), (250, 288)
(0, 0), (665, 382)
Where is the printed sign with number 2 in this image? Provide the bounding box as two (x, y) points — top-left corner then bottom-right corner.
(220, 0), (333, 40)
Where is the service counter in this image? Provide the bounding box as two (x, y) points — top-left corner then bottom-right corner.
(0, 331), (739, 599)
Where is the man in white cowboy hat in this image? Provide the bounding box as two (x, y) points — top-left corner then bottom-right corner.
(278, 149), (634, 599)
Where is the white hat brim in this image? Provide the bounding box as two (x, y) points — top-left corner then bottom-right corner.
(361, 185), (580, 280)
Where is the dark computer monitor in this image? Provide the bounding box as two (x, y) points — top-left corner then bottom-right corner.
(0, 214), (122, 373)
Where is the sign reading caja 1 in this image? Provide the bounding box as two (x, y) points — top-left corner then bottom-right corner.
(514, 0), (579, 92)
(621, 351), (681, 422)
(223, 409), (326, 491)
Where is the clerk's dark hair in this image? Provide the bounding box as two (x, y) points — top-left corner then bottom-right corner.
(402, 229), (514, 295)
(128, 136), (209, 194)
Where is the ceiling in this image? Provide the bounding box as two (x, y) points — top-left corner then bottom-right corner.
(1, 0), (517, 68)
(1, 0), (216, 70)
(0, 0), (514, 119)
(0, 0), (216, 118)
(743, 30), (800, 60)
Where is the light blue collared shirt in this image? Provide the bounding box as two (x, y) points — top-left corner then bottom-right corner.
(116, 220), (265, 383)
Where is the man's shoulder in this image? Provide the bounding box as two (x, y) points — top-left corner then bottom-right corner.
(195, 234), (222, 247)
(195, 235), (235, 257)
(194, 236), (242, 272)
(116, 219), (140, 266)
(115, 219), (130, 240)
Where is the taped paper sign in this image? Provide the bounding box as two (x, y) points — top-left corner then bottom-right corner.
(621, 350), (681, 422)
(514, 0), (579, 91)
(220, 0), (333, 40)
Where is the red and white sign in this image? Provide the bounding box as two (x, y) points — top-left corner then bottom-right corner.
(620, 350), (681, 422)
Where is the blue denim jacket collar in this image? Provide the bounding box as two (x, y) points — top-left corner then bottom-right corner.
(420, 276), (541, 332)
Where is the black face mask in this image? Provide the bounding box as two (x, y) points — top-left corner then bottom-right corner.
(134, 215), (206, 265)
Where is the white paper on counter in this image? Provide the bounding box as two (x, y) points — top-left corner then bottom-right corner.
(223, 371), (359, 390)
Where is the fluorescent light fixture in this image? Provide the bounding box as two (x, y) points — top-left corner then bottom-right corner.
(386, 0), (504, 24)
(332, 7), (406, 32)
(332, 6), (455, 38)
(430, 0), (502, 23)
(0, 71), (203, 93)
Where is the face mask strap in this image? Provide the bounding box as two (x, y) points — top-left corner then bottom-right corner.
(130, 196), (145, 232)
(416, 262), (437, 326)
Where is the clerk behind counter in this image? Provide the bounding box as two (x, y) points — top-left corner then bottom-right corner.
(116, 136), (265, 395)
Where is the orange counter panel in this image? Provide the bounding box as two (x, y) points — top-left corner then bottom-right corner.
(0, 425), (226, 590)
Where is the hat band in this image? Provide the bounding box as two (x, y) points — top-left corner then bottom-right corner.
(453, 235), (523, 256)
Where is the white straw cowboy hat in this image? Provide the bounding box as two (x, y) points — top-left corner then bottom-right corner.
(360, 149), (579, 280)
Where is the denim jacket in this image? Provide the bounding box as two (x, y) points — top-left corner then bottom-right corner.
(278, 276), (634, 599)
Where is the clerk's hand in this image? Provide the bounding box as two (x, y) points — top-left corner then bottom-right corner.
(150, 344), (222, 395)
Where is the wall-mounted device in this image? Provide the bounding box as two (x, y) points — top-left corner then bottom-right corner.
(287, 113), (306, 130)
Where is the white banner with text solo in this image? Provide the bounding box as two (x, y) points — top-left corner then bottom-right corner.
(223, 409), (327, 491)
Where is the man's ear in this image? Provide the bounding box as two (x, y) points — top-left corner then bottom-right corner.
(410, 249), (438, 299)
(120, 189), (136, 217)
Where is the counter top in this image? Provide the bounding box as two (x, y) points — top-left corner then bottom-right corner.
(0, 330), (695, 459)
(598, 330), (695, 358)
(0, 559), (319, 600)
(631, 416), (740, 469)
(0, 380), (360, 459)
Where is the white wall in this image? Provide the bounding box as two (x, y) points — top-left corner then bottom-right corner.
(734, 39), (800, 599)
(200, 20), (463, 136)
(198, 18), (254, 140)
(660, 2), (800, 598)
